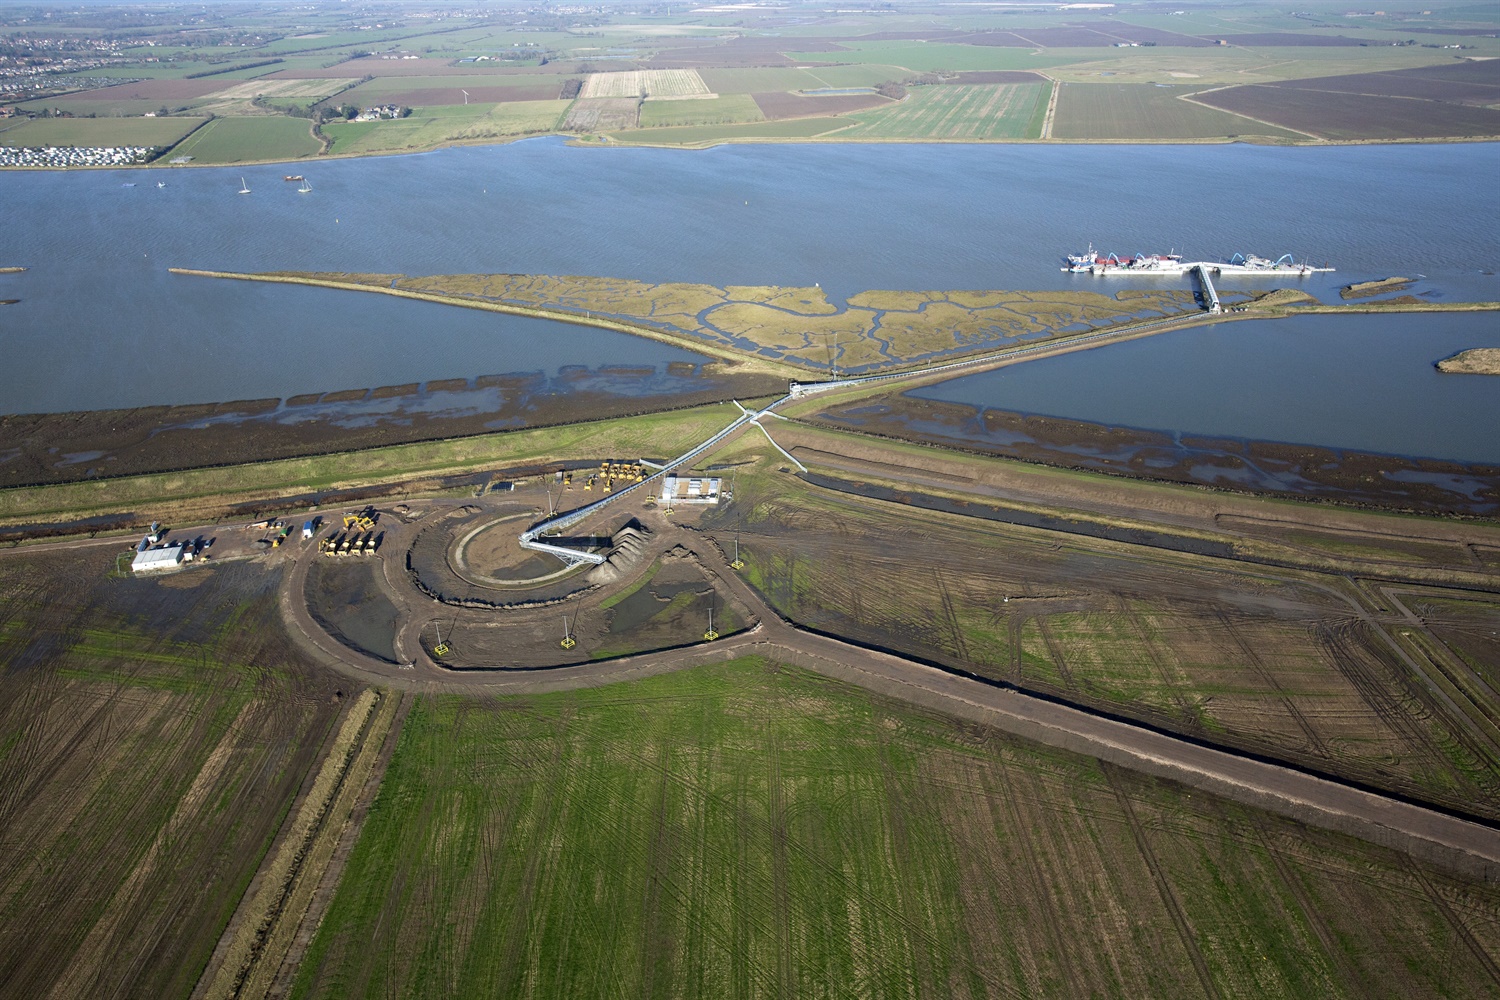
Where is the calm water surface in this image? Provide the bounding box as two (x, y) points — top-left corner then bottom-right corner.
(3, 140), (1498, 433)
(915, 312), (1500, 464)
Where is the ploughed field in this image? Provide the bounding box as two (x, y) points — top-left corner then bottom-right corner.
(0, 547), (347, 999)
(708, 450), (1500, 822)
(287, 657), (1500, 999)
(10, 3), (1500, 158)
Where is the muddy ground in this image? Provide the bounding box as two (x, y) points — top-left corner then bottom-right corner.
(810, 394), (1500, 517)
(707, 462), (1500, 822)
(0, 363), (785, 489)
(0, 547), (347, 999)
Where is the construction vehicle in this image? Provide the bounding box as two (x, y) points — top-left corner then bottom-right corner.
(338, 534), (355, 556)
(564, 472), (573, 491)
(342, 506), (378, 532)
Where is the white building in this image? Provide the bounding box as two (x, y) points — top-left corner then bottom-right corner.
(659, 475), (723, 505)
(132, 544), (184, 573)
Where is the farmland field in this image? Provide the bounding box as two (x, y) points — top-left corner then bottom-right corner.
(209, 77), (358, 101)
(697, 65), (913, 93)
(0, 548), (347, 998)
(166, 115), (320, 163)
(1196, 84), (1500, 141)
(750, 90), (890, 120)
(324, 100), (569, 154)
(699, 67), (832, 93)
(0, 115), (205, 147)
(1051, 82), (1303, 140)
(336, 75), (564, 107)
(639, 94), (764, 129)
(580, 68), (711, 100)
(288, 657), (1500, 999)
(783, 40), (1076, 73)
(836, 83), (1049, 140)
(716, 446), (1500, 819)
(609, 116), (849, 144)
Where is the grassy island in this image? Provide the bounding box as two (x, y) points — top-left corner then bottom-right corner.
(1437, 348), (1500, 375)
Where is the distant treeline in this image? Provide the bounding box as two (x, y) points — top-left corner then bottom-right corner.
(184, 58), (284, 79)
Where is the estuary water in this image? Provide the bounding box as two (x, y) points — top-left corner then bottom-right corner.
(3, 139), (1499, 454)
(915, 312), (1500, 465)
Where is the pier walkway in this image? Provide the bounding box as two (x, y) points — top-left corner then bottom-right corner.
(1192, 264), (1222, 314)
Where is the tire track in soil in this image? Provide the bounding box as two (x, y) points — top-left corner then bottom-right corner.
(1007, 614), (1023, 684)
(1246, 813), (1372, 997)
(0, 679), (149, 912)
(642, 743), (679, 1000)
(600, 740), (786, 1000)
(767, 703), (792, 999)
(1121, 597), (1199, 729)
(1102, 763), (1222, 1000)
(1318, 620), (1472, 793)
(1400, 856), (1500, 988)
(1214, 609), (1327, 756)
(872, 722), (941, 996)
(990, 750), (1088, 999)
(934, 565), (970, 664)
(1032, 614), (1078, 692)
(263, 691), (414, 1000)
(48, 699), (260, 1000)
(607, 714), (1014, 999)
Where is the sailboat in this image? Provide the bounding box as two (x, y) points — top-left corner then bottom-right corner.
(297, 176), (312, 194)
(238, 176), (250, 195)
(157, 181), (165, 189)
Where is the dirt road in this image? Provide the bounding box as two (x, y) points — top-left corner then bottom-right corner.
(266, 503), (1500, 885)
(12, 483), (1499, 884)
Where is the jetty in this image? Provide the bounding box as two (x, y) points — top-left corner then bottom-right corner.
(1193, 264), (1222, 314)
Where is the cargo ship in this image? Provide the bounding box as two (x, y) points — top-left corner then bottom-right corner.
(1064, 247), (1332, 275)
(1065, 246), (1182, 273)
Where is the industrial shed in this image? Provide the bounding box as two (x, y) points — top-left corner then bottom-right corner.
(659, 475), (723, 506)
(132, 544), (184, 573)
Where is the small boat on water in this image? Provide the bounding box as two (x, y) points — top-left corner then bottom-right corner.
(284, 175), (304, 182)
(156, 181), (165, 189)
(238, 177), (250, 195)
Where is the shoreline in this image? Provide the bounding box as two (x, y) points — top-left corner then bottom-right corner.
(1437, 348), (1500, 375)
(168, 267), (809, 380)
(3, 130), (1499, 171)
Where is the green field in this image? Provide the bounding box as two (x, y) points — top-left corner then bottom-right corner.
(323, 100), (570, 154)
(165, 115), (320, 163)
(0, 400), (740, 525)
(1051, 83), (1302, 140)
(699, 67), (843, 93)
(289, 657), (1500, 999)
(338, 74), (568, 101)
(1050, 45), (1485, 86)
(17, 95), (213, 116)
(785, 40), (1075, 74)
(0, 115), (205, 147)
(837, 83), (1049, 139)
(639, 94), (765, 128)
(610, 116), (849, 145)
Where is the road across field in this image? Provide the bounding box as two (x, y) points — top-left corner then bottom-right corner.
(268, 498), (1500, 886)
